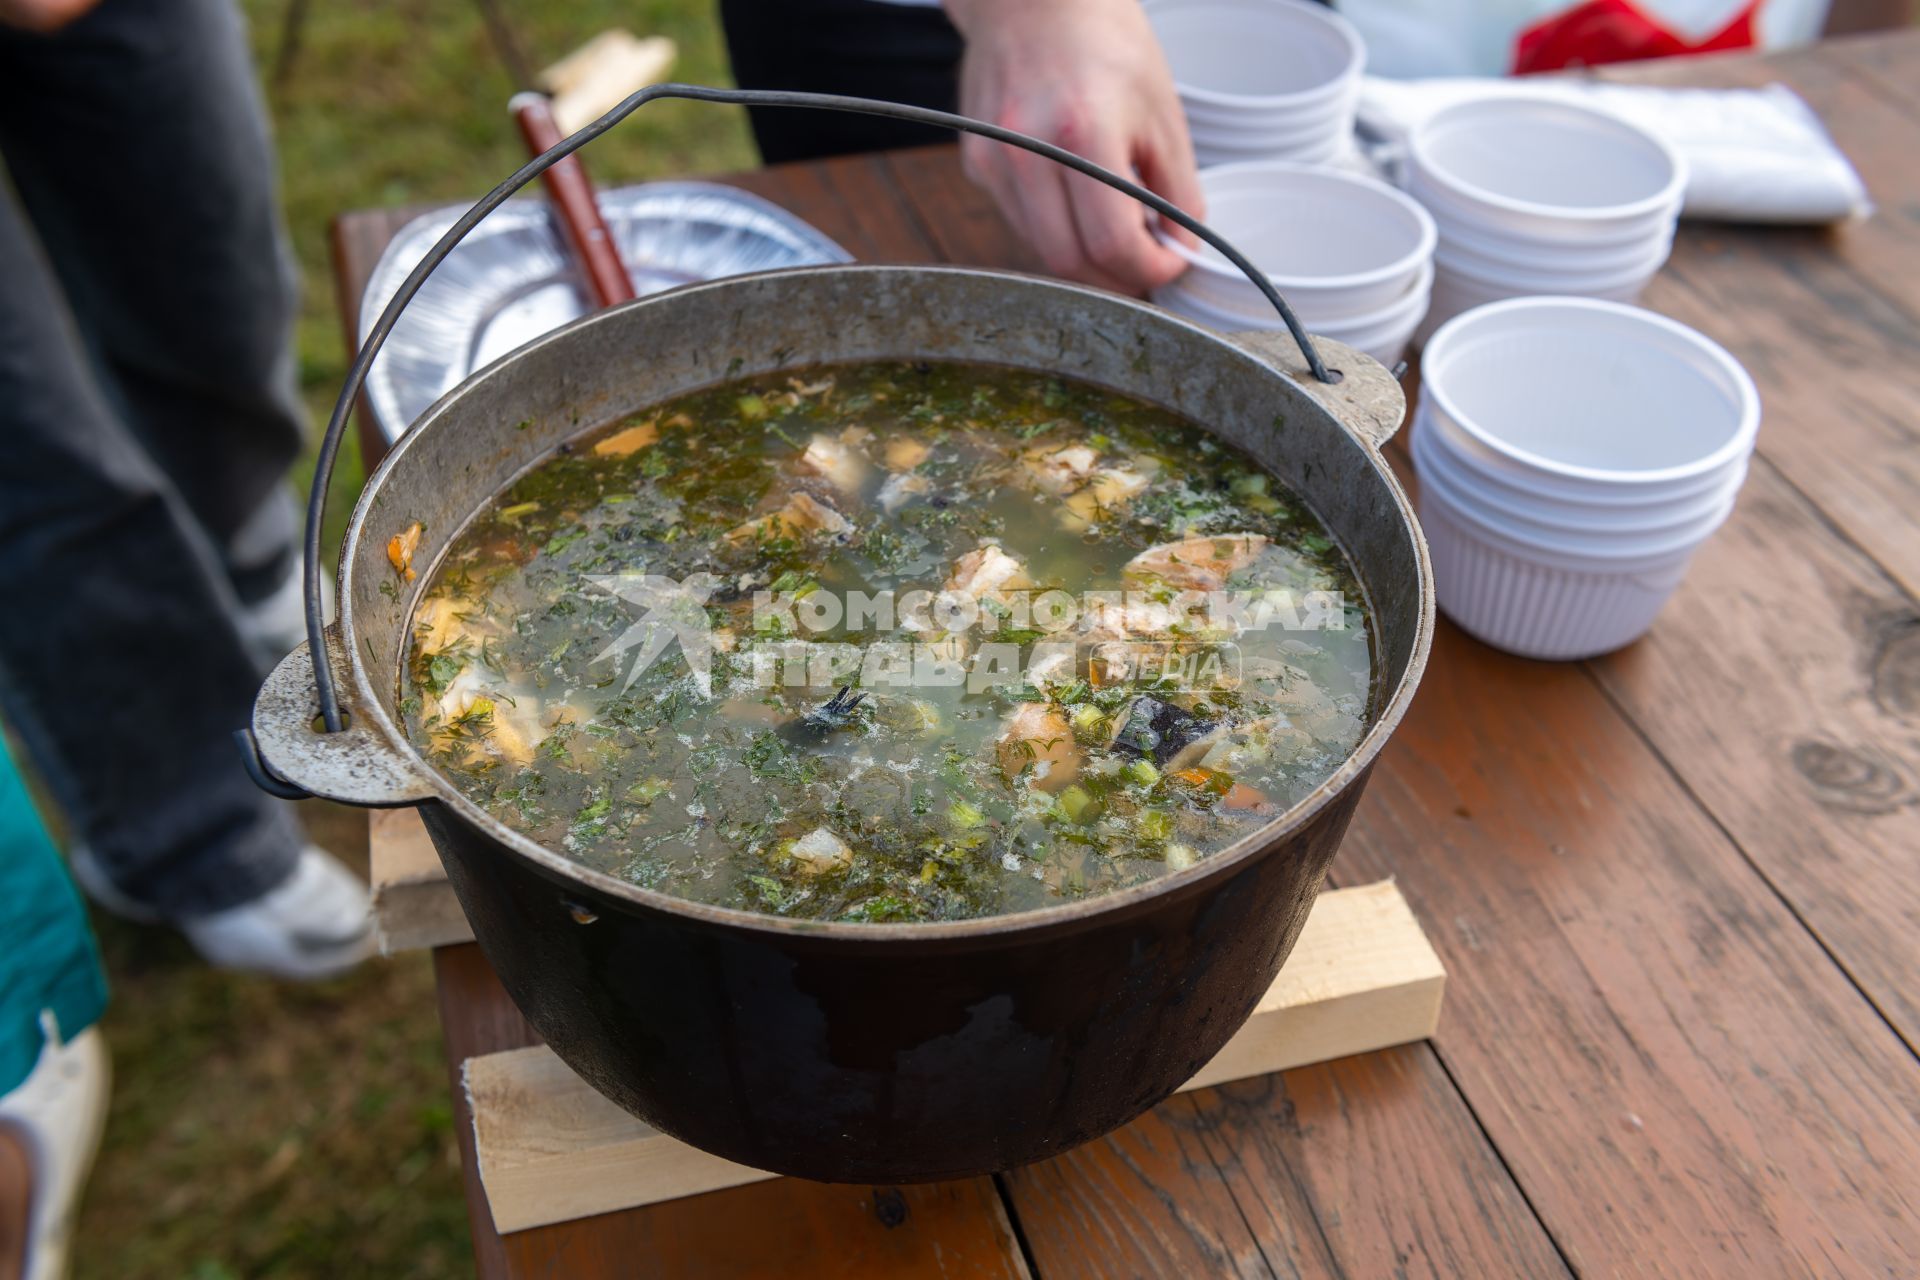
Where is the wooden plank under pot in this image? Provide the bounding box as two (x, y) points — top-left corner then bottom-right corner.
(449, 878), (1445, 1232)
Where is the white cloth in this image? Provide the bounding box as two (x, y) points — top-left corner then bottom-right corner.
(1356, 76), (1870, 224)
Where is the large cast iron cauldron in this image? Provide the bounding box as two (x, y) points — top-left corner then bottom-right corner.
(250, 265), (1431, 1182)
(244, 88), (1432, 1183)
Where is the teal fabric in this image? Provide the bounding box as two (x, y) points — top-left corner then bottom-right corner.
(0, 736), (107, 1095)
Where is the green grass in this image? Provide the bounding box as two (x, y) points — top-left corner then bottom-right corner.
(73, 3), (751, 1275)
(271, 0), (755, 549)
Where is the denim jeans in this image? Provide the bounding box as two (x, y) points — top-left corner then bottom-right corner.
(0, 0), (305, 916)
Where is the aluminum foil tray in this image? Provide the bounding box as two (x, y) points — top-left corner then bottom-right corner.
(358, 181), (853, 443)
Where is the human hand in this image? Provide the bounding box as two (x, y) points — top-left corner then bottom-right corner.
(0, 0), (100, 32)
(947, 0), (1202, 296)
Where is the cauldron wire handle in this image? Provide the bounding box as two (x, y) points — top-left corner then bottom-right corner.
(303, 85), (1335, 733)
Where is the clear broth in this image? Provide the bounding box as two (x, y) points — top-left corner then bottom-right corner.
(401, 360), (1371, 922)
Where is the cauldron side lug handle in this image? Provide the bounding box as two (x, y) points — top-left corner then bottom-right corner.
(246, 626), (436, 808)
(1228, 330), (1409, 452)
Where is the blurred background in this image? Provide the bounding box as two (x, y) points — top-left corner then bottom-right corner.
(78, 3), (747, 1276)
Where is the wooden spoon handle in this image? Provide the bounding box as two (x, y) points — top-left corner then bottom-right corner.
(510, 91), (636, 309)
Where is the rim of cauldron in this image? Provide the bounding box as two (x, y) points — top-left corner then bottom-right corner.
(339, 264), (1434, 947)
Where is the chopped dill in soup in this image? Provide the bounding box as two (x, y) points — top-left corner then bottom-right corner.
(400, 361), (1371, 923)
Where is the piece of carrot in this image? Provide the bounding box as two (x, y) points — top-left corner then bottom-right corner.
(1220, 782), (1274, 813)
(593, 420), (659, 457)
(387, 521), (424, 582)
(1172, 767), (1270, 812)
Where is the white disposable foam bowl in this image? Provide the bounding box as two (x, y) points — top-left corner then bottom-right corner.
(1186, 114), (1346, 145)
(1157, 257), (1431, 332)
(1418, 445), (1734, 564)
(1153, 292), (1429, 366)
(1188, 121), (1351, 156)
(1182, 79), (1360, 128)
(1429, 210), (1674, 279)
(1166, 162), (1437, 317)
(1321, 302), (1425, 367)
(1182, 77), (1359, 164)
(1146, 0), (1365, 110)
(1417, 444), (1735, 573)
(1416, 257), (1659, 347)
(1407, 165), (1682, 252)
(1433, 234), (1672, 295)
(1436, 239), (1674, 295)
(1422, 297), (1760, 491)
(1407, 96), (1686, 244)
(1423, 195), (1677, 270)
(1162, 257), (1433, 337)
(1153, 266), (1429, 365)
(1420, 404), (1751, 521)
(1192, 140), (1340, 169)
(1412, 405), (1746, 539)
(1191, 132), (1346, 169)
(1412, 268), (1493, 346)
(1418, 265), (1646, 346)
(1183, 95), (1360, 141)
(1420, 393), (1751, 506)
(1417, 480), (1715, 660)
(1183, 109), (1353, 145)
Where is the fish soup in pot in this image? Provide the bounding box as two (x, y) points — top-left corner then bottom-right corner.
(254, 266), (1433, 1181)
(402, 359), (1374, 924)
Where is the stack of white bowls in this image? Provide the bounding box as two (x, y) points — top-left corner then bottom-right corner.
(1143, 0), (1364, 168)
(1406, 97), (1687, 343)
(1152, 161), (1435, 365)
(1413, 297), (1759, 660)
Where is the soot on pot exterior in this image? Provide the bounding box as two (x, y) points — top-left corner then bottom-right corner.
(251, 267), (1433, 1182)
(424, 777), (1367, 1179)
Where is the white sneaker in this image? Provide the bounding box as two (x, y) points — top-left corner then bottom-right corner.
(238, 563), (335, 670)
(0, 1021), (110, 1280)
(182, 847), (374, 981)
(72, 845), (374, 982)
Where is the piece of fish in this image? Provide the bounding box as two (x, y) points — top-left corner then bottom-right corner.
(725, 492), (852, 544)
(787, 826), (855, 875)
(996, 701), (1082, 792)
(414, 595), (493, 652)
(1022, 443), (1099, 495)
(434, 666), (542, 766)
(1024, 641), (1078, 693)
(1061, 465), (1153, 528)
(883, 437), (931, 471)
(1125, 533), (1269, 592)
(1079, 595), (1181, 642)
(877, 471), (929, 514)
(797, 433), (871, 494)
(943, 543), (1033, 604)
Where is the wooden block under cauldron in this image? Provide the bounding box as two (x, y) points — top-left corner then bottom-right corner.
(459, 880), (1445, 1233)
(369, 809), (473, 952)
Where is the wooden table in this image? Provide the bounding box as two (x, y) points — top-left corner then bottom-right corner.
(329, 33), (1920, 1277)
